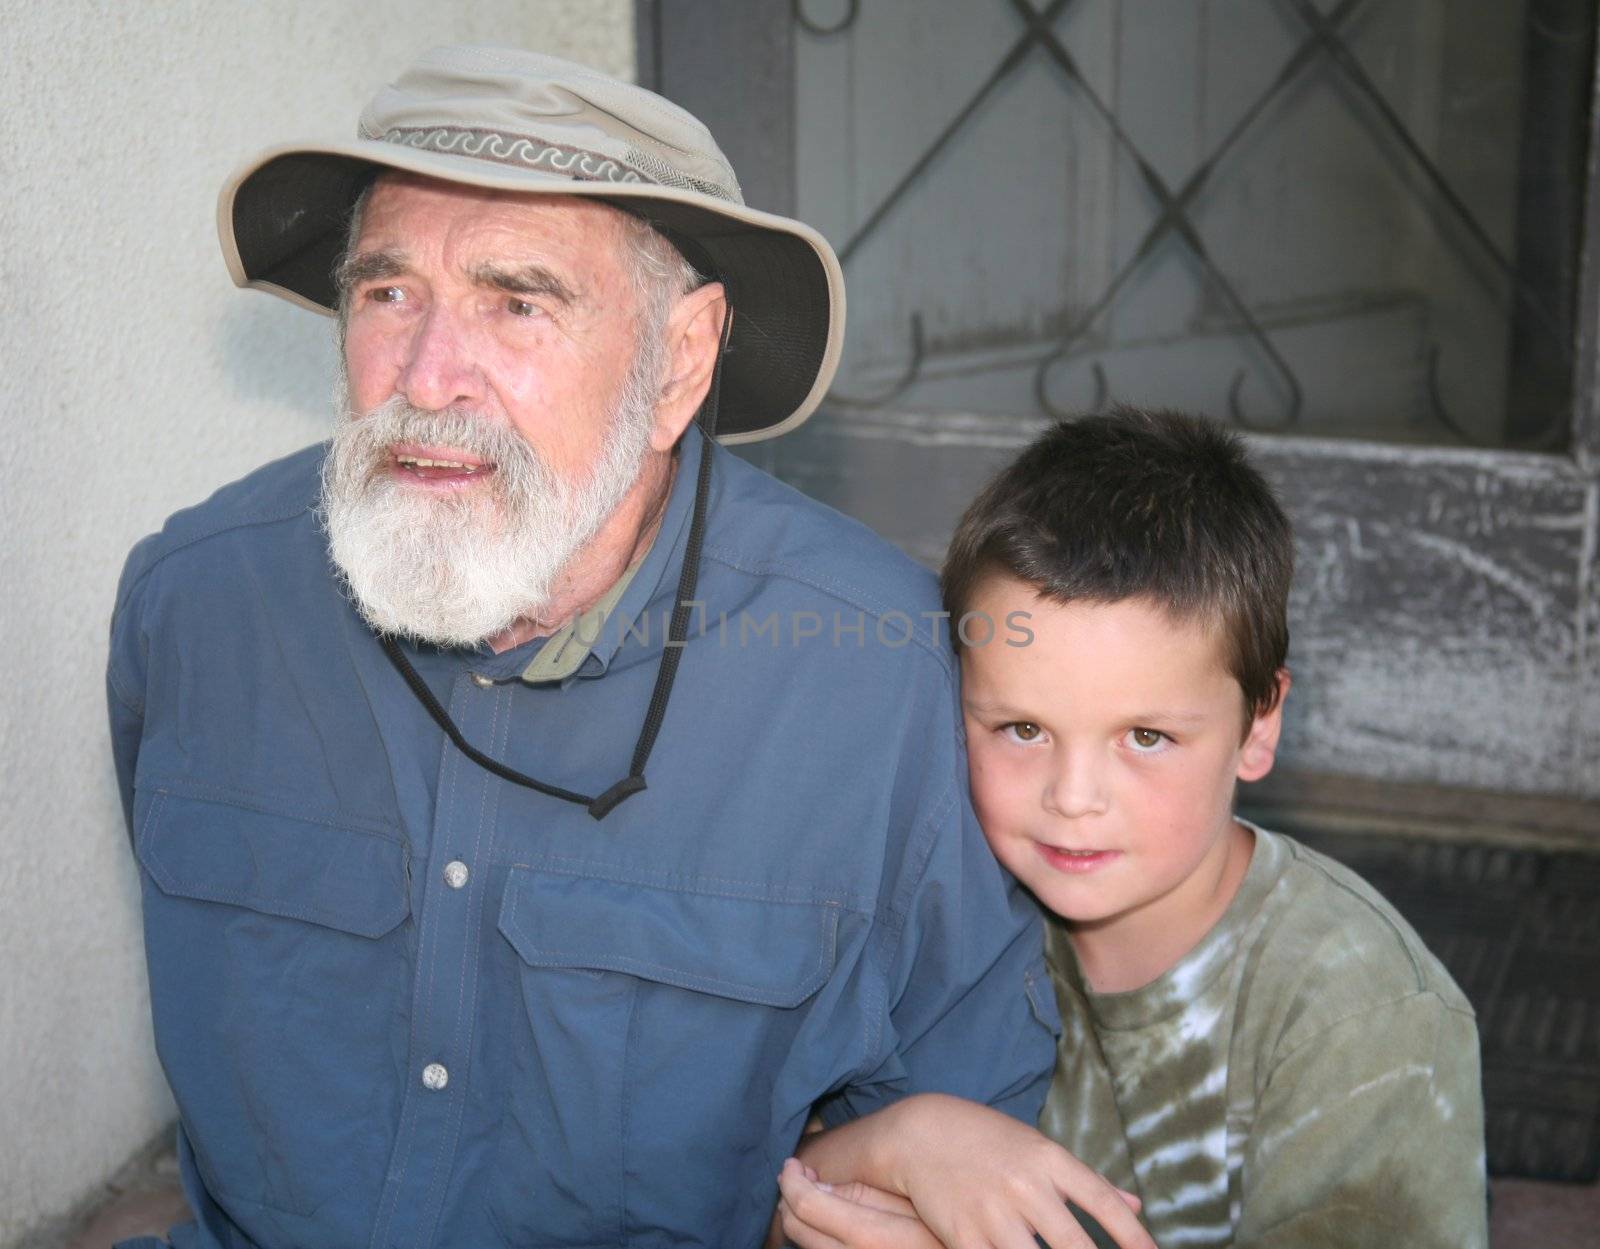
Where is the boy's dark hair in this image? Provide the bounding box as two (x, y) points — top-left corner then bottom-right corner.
(941, 406), (1293, 719)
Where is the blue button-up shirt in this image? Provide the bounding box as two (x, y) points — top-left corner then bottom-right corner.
(108, 425), (1058, 1248)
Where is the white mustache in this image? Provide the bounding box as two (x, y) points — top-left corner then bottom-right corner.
(343, 399), (548, 493)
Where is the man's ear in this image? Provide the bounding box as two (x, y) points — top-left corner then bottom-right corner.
(648, 282), (729, 451)
(1237, 668), (1291, 783)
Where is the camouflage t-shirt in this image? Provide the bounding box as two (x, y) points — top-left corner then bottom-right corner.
(1040, 824), (1487, 1249)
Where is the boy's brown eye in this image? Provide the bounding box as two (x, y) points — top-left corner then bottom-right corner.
(1131, 728), (1163, 749)
(1010, 722), (1041, 741)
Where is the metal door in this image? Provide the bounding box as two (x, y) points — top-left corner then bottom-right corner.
(640, 0), (1600, 817)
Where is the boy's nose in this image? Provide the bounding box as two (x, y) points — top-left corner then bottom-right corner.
(1043, 749), (1110, 819)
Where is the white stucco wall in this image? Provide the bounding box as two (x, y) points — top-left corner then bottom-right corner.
(0, 3), (631, 1241)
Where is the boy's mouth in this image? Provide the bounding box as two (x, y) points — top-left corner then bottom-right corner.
(1037, 845), (1122, 874)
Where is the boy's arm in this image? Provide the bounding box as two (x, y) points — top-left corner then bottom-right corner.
(791, 1094), (1152, 1249)
(1235, 991), (1487, 1249)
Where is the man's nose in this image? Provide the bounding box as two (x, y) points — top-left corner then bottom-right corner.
(396, 307), (485, 413)
(1043, 746), (1110, 819)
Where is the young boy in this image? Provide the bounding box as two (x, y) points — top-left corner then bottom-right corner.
(781, 409), (1487, 1249)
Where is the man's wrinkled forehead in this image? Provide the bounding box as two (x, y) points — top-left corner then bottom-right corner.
(351, 170), (634, 287)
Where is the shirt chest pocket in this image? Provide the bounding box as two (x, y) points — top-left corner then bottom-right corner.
(487, 867), (843, 1241)
(498, 869), (838, 1002)
(134, 786), (411, 1224)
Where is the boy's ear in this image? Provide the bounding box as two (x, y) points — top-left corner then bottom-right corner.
(1237, 668), (1291, 783)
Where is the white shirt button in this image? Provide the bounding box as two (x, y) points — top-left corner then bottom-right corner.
(470, 673), (495, 688)
(422, 1062), (449, 1091)
(443, 861), (469, 890)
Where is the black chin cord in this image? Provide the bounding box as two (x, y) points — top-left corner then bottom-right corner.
(377, 319), (730, 820)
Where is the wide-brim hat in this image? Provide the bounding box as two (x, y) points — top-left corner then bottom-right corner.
(218, 45), (845, 443)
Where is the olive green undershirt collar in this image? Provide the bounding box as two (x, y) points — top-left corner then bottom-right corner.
(517, 551), (648, 684)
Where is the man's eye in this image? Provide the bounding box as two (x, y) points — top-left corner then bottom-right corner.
(507, 297), (541, 317)
(1128, 728), (1167, 751)
(367, 285), (406, 304)
(1003, 722), (1043, 743)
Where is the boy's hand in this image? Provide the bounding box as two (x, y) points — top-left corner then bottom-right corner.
(871, 1094), (1149, 1249)
(778, 1159), (940, 1249)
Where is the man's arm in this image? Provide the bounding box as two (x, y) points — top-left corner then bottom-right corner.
(815, 767), (1058, 1130)
(108, 666), (142, 836)
(1234, 991), (1487, 1249)
(107, 580), (146, 839)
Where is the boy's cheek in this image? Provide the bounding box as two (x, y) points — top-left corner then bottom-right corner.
(969, 779), (1030, 867)
(981, 828), (1036, 886)
(965, 745), (1009, 827)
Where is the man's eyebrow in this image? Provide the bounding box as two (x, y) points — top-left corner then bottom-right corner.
(468, 261), (577, 304)
(335, 249), (408, 293)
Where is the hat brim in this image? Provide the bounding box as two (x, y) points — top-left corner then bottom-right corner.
(218, 140), (845, 444)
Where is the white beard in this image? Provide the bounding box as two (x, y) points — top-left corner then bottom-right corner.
(320, 367), (657, 649)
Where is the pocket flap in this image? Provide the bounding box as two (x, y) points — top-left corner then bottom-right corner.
(499, 870), (838, 1008)
(138, 789), (410, 939)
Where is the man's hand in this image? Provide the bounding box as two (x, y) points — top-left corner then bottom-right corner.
(797, 1094), (1151, 1249)
(778, 1159), (941, 1249)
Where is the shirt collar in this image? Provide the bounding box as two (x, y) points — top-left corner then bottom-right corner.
(463, 425), (706, 686)
(514, 549), (647, 683)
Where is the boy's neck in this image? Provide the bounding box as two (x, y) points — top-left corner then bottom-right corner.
(1069, 819), (1257, 994)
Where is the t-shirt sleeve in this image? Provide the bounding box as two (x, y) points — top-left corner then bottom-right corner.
(1234, 990), (1487, 1249)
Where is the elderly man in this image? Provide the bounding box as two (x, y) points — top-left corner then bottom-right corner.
(108, 47), (1061, 1248)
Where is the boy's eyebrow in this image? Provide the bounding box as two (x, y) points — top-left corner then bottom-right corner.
(962, 697), (1029, 718)
(1134, 710), (1210, 728)
(334, 248), (408, 293)
(467, 261), (578, 304)
(961, 696), (1213, 727)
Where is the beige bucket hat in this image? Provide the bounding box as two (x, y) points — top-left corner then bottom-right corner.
(218, 45), (845, 443)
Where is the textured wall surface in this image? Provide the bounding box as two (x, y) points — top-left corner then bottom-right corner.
(0, 3), (630, 1241)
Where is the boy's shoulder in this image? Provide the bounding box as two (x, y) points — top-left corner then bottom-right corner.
(1242, 826), (1475, 1057)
